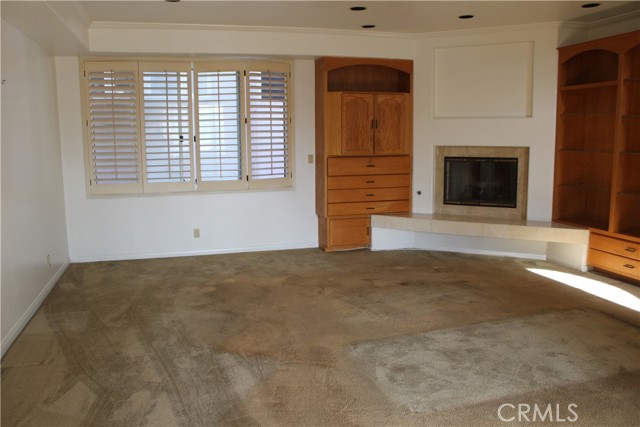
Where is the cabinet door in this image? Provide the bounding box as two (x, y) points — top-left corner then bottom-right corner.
(375, 94), (407, 154)
(341, 93), (374, 154)
(328, 217), (370, 249)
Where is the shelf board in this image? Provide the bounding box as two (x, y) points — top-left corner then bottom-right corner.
(618, 228), (640, 239)
(618, 191), (640, 197)
(560, 81), (618, 91)
(560, 112), (616, 117)
(557, 148), (613, 153)
(557, 184), (611, 192)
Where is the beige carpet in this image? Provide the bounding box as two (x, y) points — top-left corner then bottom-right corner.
(2, 249), (639, 427)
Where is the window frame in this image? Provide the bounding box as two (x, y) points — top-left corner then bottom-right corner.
(81, 57), (294, 196)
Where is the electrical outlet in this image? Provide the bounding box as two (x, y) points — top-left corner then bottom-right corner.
(47, 254), (51, 267)
(307, 154), (314, 164)
(193, 228), (200, 238)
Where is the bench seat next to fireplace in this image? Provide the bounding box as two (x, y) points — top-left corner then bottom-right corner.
(371, 213), (590, 271)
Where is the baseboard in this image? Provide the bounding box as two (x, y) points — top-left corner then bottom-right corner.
(1, 259), (70, 358)
(70, 242), (319, 263)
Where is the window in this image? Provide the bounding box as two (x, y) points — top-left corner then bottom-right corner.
(82, 59), (292, 195)
(84, 62), (142, 195)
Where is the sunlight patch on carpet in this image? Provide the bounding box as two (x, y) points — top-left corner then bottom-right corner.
(528, 268), (640, 312)
(349, 310), (640, 413)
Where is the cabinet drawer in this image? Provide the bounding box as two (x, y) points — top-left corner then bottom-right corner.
(589, 249), (640, 279)
(328, 187), (410, 203)
(328, 200), (410, 216)
(328, 174), (410, 189)
(327, 156), (410, 176)
(590, 233), (640, 261)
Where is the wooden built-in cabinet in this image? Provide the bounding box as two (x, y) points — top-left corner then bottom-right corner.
(553, 30), (640, 282)
(341, 93), (409, 155)
(316, 57), (413, 251)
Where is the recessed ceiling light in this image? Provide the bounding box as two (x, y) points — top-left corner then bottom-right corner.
(581, 3), (601, 8)
(351, 6), (367, 11)
(362, 24), (376, 29)
(458, 15), (475, 20)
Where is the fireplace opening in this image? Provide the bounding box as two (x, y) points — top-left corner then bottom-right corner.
(444, 157), (518, 208)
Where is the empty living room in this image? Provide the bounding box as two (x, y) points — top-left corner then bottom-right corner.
(2, 1), (639, 426)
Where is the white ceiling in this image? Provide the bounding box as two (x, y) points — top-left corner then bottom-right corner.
(78, 1), (640, 34)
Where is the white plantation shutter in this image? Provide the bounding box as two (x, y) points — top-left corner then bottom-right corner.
(194, 63), (246, 191)
(82, 59), (293, 195)
(246, 62), (292, 189)
(140, 62), (194, 193)
(84, 62), (142, 194)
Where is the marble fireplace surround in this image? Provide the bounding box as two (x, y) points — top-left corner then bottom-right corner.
(370, 146), (589, 271)
(435, 146), (529, 220)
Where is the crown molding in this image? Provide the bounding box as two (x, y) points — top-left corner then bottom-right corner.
(89, 21), (416, 40)
(587, 8), (640, 27)
(414, 21), (567, 40)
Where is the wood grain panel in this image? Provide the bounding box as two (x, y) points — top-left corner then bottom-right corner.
(590, 233), (640, 261)
(374, 94), (407, 154)
(589, 249), (640, 280)
(328, 217), (370, 248)
(328, 200), (410, 216)
(328, 187), (410, 203)
(341, 93), (374, 155)
(328, 174), (410, 189)
(327, 155), (410, 176)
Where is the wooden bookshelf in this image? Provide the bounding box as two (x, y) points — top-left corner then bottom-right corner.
(553, 30), (640, 282)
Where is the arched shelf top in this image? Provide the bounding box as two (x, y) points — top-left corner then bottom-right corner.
(625, 44), (640, 79)
(327, 63), (411, 93)
(561, 49), (619, 86)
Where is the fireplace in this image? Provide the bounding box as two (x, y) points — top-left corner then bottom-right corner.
(435, 146), (529, 220)
(444, 157), (518, 208)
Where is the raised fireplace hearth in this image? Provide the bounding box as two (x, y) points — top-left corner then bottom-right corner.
(435, 146), (529, 220)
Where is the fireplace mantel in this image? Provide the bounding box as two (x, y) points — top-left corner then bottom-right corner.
(435, 146), (529, 220)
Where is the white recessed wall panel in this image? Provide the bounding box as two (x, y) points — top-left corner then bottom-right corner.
(434, 42), (533, 118)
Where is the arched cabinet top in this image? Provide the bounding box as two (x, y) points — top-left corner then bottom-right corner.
(317, 57), (413, 93)
(560, 49), (619, 86)
(558, 30), (640, 87)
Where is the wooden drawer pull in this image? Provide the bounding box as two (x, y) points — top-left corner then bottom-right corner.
(366, 180), (375, 183)
(623, 264), (636, 269)
(366, 207), (375, 210)
(625, 247), (637, 253)
(366, 194), (375, 197)
(366, 164), (376, 168)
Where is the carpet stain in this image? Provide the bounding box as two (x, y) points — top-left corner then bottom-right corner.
(349, 309), (640, 413)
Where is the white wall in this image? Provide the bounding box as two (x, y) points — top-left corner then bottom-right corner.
(412, 25), (561, 221)
(58, 23), (561, 261)
(1, 20), (70, 356)
(58, 27), (416, 262)
(58, 57), (319, 262)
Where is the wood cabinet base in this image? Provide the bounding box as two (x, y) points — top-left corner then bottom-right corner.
(319, 217), (370, 251)
(589, 230), (640, 283)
